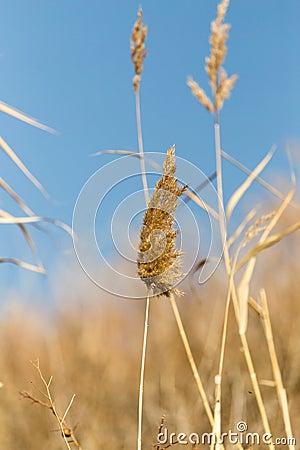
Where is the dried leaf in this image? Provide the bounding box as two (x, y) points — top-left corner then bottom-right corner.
(226, 147), (275, 220)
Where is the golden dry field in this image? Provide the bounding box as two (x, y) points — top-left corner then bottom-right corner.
(1, 1), (299, 449)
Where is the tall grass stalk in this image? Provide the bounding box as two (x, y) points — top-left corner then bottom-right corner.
(135, 89), (149, 205)
(187, 0), (299, 447)
(169, 293), (214, 426)
(137, 290), (150, 450)
(131, 10), (216, 448)
(131, 10), (150, 450)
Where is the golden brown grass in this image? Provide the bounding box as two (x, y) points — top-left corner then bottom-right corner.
(0, 231), (299, 449)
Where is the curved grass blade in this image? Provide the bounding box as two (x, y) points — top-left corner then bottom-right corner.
(0, 257), (46, 274)
(222, 149), (299, 209)
(0, 215), (73, 236)
(237, 220), (300, 271)
(0, 177), (35, 216)
(226, 147), (275, 220)
(0, 209), (43, 266)
(227, 208), (256, 248)
(236, 186), (295, 333)
(0, 136), (50, 199)
(0, 101), (57, 134)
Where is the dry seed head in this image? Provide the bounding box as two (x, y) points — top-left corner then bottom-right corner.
(206, 22), (230, 90)
(188, 0), (238, 113)
(137, 146), (186, 297)
(244, 211), (276, 244)
(187, 77), (214, 113)
(131, 8), (147, 92)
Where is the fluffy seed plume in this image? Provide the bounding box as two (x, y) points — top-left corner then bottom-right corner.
(188, 0), (238, 113)
(137, 146), (186, 297)
(130, 8), (147, 92)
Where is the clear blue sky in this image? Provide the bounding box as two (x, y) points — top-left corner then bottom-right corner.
(0, 1), (299, 301)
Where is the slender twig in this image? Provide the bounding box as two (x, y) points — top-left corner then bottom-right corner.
(20, 360), (81, 449)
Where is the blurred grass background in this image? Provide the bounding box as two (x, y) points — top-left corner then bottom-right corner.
(0, 208), (299, 449)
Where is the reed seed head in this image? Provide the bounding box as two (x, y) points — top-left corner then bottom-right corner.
(130, 8), (147, 93)
(187, 0), (238, 113)
(137, 146), (186, 297)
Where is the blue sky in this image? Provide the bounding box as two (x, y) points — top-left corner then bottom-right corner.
(0, 1), (299, 301)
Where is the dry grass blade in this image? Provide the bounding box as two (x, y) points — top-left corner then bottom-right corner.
(237, 220), (300, 271)
(0, 136), (50, 199)
(0, 177), (51, 235)
(226, 147), (275, 220)
(181, 171), (217, 205)
(0, 258), (45, 273)
(222, 149), (299, 208)
(0, 101), (57, 134)
(183, 188), (218, 219)
(227, 208), (256, 248)
(0, 215), (73, 236)
(91, 149), (140, 158)
(0, 209), (43, 267)
(91, 150), (162, 172)
(260, 290), (296, 450)
(93, 150), (218, 217)
(236, 186), (296, 333)
(0, 177), (35, 216)
(248, 296), (264, 316)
